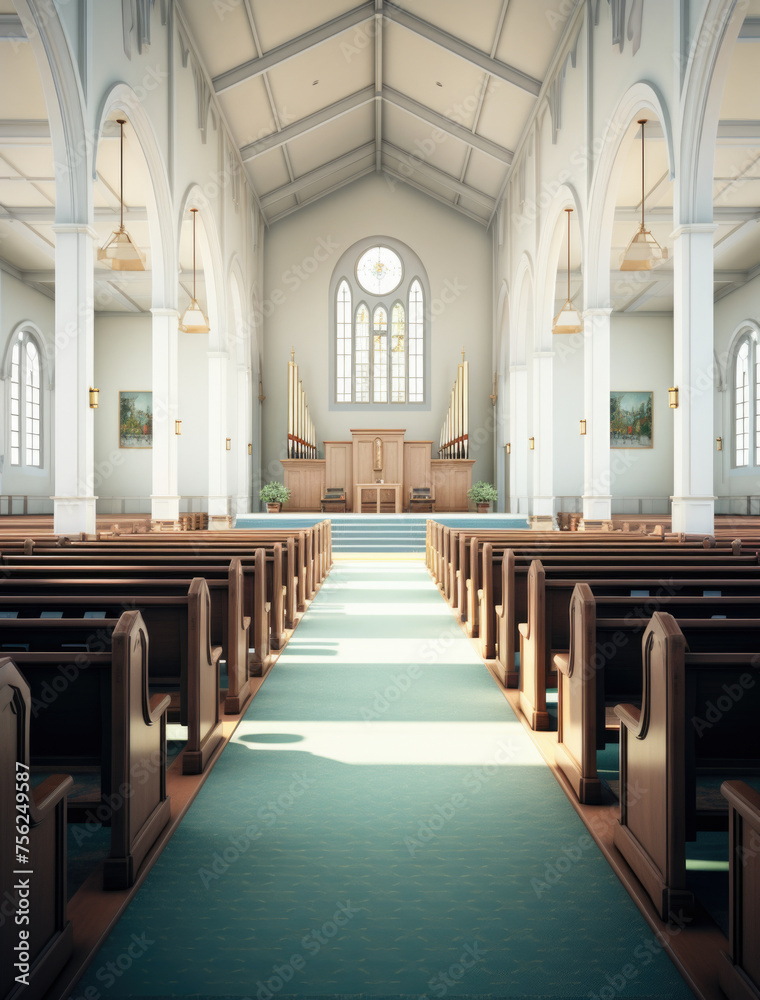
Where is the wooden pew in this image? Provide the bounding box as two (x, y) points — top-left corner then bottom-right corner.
(455, 533), (740, 634)
(26, 530), (308, 626)
(1, 659), (73, 1000)
(0, 554), (261, 684)
(0, 577), (224, 773)
(4, 613), (172, 890)
(719, 780), (760, 1000)
(517, 558), (760, 729)
(614, 612), (760, 920)
(481, 541), (746, 686)
(554, 584), (760, 803)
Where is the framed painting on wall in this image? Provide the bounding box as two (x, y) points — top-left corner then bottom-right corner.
(610, 391), (653, 448)
(119, 391), (153, 448)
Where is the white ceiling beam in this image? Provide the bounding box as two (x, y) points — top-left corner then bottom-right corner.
(0, 15), (25, 40)
(98, 282), (143, 313)
(714, 120), (760, 145)
(266, 164), (377, 224)
(383, 141), (495, 210)
(212, 2), (375, 93)
(0, 120), (49, 142)
(374, 0), (383, 172)
(240, 86), (376, 160)
(384, 86), (513, 164)
(260, 143), (376, 209)
(383, 165), (488, 225)
(621, 280), (672, 312)
(713, 217), (760, 259)
(1, 213), (55, 258)
(383, 2), (541, 97)
(0, 207), (148, 223)
(738, 17), (760, 39)
(614, 206), (760, 223)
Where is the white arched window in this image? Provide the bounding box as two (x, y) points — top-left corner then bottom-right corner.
(733, 332), (759, 469)
(9, 331), (41, 468)
(332, 242), (427, 406)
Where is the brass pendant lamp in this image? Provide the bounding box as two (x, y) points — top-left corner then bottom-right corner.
(179, 208), (210, 334)
(97, 119), (147, 271)
(620, 119), (668, 270)
(552, 208), (583, 334)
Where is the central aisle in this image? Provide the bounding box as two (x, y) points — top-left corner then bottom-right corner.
(73, 560), (694, 999)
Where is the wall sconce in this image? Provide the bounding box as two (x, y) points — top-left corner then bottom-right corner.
(88, 387), (99, 408)
(716, 436), (723, 451)
(506, 442), (511, 455)
(225, 438), (231, 450)
(529, 437), (535, 450)
(489, 373), (498, 407)
(579, 419), (587, 435)
(174, 420), (182, 435)
(668, 386), (679, 409)
(248, 443), (252, 455)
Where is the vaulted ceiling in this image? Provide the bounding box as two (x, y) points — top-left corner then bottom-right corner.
(177, 0), (575, 228)
(1, 1), (760, 318)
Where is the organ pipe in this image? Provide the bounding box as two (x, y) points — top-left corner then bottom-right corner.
(287, 350), (317, 459)
(438, 355), (469, 459)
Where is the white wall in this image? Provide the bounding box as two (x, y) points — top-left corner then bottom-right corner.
(0, 273), (55, 510)
(609, 314), (674, 505)
(93, 314), (153, 509)
(261, 173), (494, 490)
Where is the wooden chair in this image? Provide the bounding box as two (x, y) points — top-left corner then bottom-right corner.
(409, 487), (435, 513)
(320, 487), (346, 513)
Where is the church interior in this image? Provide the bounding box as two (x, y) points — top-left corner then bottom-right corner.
(2, 2), (760, 999)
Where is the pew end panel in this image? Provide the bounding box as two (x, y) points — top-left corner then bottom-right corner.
(104, 611), (173, 887)
(613, 613), (694, 921)
(720, 780), (760, 1000)
(182, 581), (223, 775)
(494, 549), (517, 688)
(1, 659), (73, 1000)
(224, 557), (252, 715)
(554, 583), (603, 805)
(518, 560), (551, 730)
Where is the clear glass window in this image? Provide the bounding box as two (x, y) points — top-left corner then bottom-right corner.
(7, 332), (42, 469)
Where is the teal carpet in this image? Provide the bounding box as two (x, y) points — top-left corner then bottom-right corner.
(69, 562), (695, 1000)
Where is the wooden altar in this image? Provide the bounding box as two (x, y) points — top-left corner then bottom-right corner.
(282, 428), (473, 512)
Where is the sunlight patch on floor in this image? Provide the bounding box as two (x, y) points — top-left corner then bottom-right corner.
(230, 720), (545, 766)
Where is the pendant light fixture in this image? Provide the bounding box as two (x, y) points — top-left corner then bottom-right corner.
(552, 207), (583, 334)
(620, 119), (668, 270)
(179, 208), (210, 333)
(97, 119), (146, 271)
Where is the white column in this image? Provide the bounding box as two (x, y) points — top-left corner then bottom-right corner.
(671, 224), (716, 534)
(233, 364), (252, 517)
(150, 308), (180, 522)
(582, 307), (612, 522)
(494, 376), (506, 513)
(509, 365), (528, 513)
(51, 223), (97, 535)
(531, 351), (554, 520)
(207, 351), (229, 525)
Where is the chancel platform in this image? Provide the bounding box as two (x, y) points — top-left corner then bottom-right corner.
(234, 512), (531, 554)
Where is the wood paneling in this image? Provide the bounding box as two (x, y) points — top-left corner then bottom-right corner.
(324, 443), (353, 510)
(280, 460), (325, 511)
(431, 459), (474, 511)
(403, 442), (432, 511)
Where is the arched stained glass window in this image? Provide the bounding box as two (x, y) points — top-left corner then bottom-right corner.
(733, 332), (760, 470)
(333, 242), (427, 405)
(336, 281), (352, 404)
(9, 330), (42, 468)
(373, 306), (388, 404)
(736, 340), (749, 467)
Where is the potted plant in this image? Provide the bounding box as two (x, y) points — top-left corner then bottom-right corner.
(259, 481), (291, 513)
(467, 481), (498, 513)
